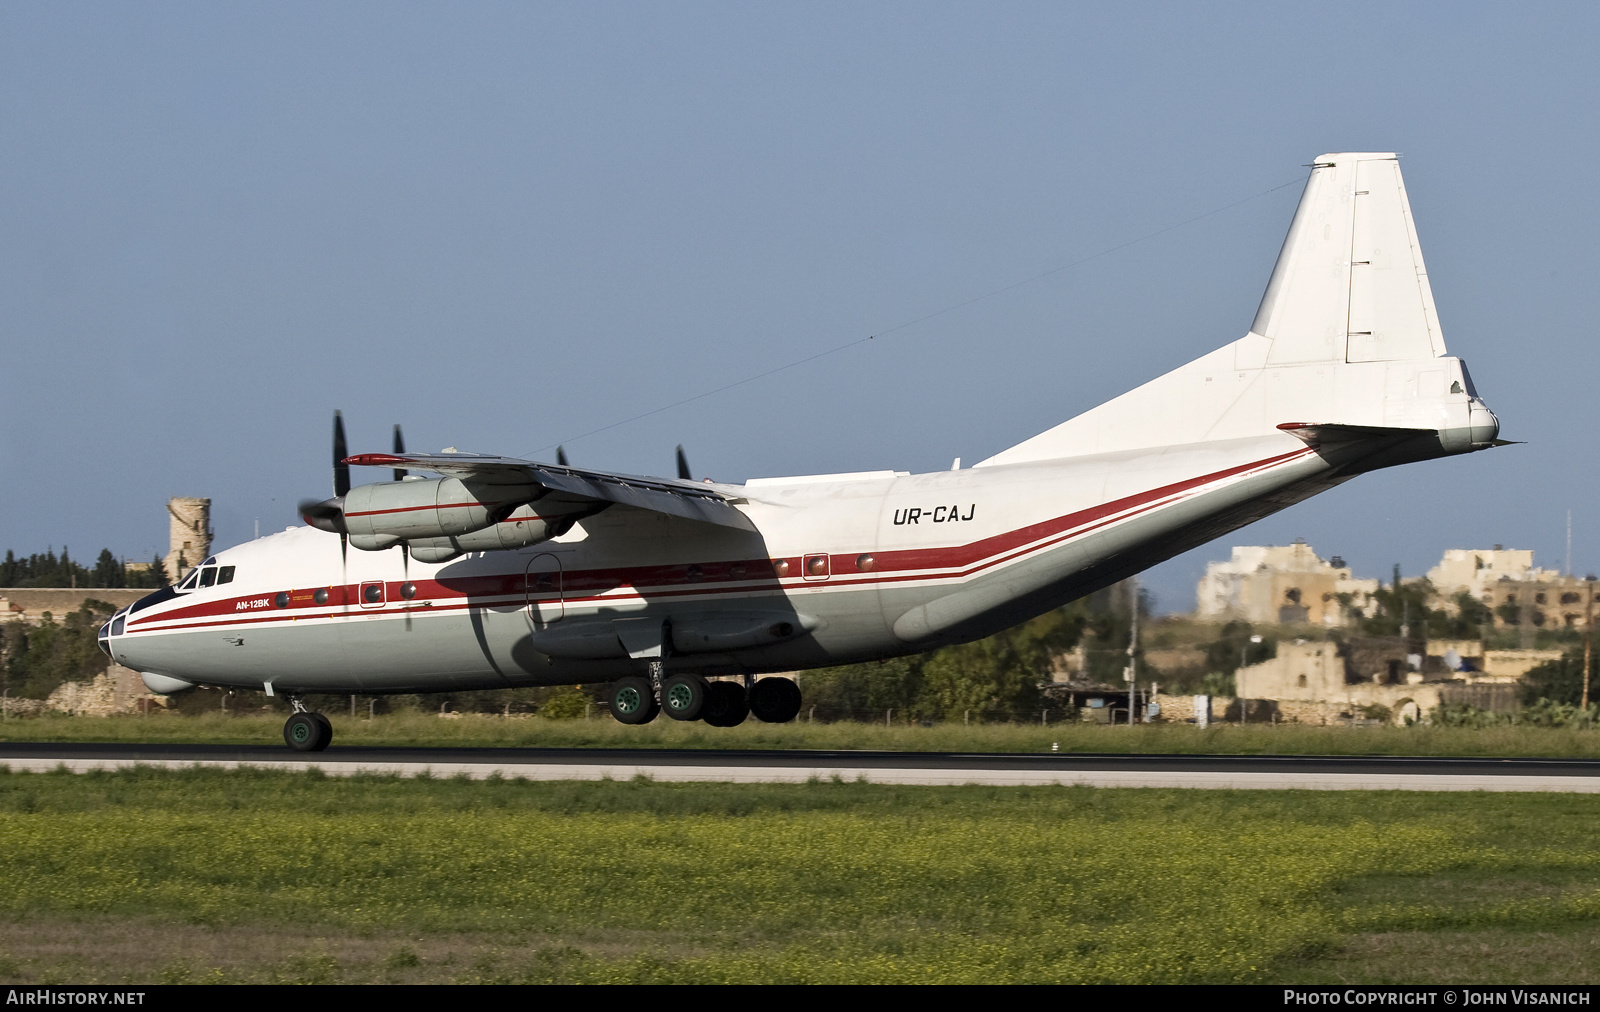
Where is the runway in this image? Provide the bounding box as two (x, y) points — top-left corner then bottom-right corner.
(4, 741), (1600, 791)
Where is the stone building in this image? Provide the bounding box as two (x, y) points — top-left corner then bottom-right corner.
(1195, 541), (1378, 627)
(1426, 547), (1551, 596)
(1479, 578), (1599, 631)
(1233, 638), (1561, 724)
(162, 497), (212, 584)
(1425, 547), (1599, 631)
(0, 662), (165, 717)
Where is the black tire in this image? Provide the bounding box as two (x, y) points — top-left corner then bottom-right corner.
(749, 677), (802, 723)
(608, 676), (660, 725)
(661, 674), (708, 721)
(284, 711), (331, 752)
(310, 712), (334, 750)
(701, 681), (749, 728)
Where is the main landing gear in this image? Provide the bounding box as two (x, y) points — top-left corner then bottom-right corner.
(283, 700), (333, 752)
(604, 668), (801, 727)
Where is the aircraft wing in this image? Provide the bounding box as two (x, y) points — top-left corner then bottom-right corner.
(344, 451), (758, 532)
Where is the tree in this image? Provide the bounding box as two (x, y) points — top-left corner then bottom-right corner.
(1519, 650), (1590, 707)
(1443, 590), (1494, 638)
(1202, 621), (1275, 675)
(1359, 578), (1449, 639)
(800, 657), (924, 719)
(91, 549), (126, 589)
(800, 603), (1091, 721)
(918, 631), (1047, 721)
(3, 600), (117, 699)
(2, 547), (167, 588)
(146, 553), (170, 588)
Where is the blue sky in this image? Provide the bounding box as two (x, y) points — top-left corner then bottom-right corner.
(2, 2), (1596, 612)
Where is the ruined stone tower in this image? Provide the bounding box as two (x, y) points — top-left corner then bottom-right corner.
(163, 497), (212, 584)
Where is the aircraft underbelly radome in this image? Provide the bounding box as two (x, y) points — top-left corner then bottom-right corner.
(108, 152), (1502, 702)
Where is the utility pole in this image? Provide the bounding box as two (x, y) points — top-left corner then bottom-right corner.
(1584, 579), (1594, 713)
(1126, 577), (1139, 726)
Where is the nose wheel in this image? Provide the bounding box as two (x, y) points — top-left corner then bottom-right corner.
(284, 709), (333, 752)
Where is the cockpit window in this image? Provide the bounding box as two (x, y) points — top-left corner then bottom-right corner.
(198, 567), (218, 588)
(177, 569), (200, 591)
(217, 566), (235, 585)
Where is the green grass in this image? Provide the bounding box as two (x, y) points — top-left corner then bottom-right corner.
(6, 710), (1600, 757)
(0, 769), (1598, 983)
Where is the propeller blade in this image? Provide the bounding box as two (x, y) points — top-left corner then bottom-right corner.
(333, 411), (351, 498)
(392, 424), (407, 482)
(676, 444), (691, 481)
(556, 445), (568, 467)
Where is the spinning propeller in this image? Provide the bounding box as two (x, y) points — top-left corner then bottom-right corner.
(297, 411), (350, 535)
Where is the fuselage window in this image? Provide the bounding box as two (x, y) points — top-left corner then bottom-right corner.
(198, 567), (218, 588)
(217, 566), (236, 585)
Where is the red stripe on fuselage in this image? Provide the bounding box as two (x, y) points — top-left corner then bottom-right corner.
(126, 447), (1313, 635)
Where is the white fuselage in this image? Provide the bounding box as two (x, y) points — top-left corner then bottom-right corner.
(110, 431), (1349, 695)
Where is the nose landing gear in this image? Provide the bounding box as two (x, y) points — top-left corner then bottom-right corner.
(283, 701), (333, 752)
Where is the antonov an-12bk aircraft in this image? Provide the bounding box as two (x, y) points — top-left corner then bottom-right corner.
(101, 153), (1503, 751)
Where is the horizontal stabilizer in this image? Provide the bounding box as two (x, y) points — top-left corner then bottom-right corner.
(344, 452), (758, 532)
(1275, 422), (1434, 448)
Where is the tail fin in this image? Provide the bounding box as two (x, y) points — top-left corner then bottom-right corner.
(979, 152), (1497, 468)
(1253, 152), (1445, 365)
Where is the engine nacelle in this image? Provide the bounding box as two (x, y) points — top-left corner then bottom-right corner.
(343, 477), (542, 545)
(406, 504), (556, 564)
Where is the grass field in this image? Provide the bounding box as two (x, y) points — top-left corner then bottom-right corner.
(5, 710), (1600, 758)
(0, 769), (1598, 984)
